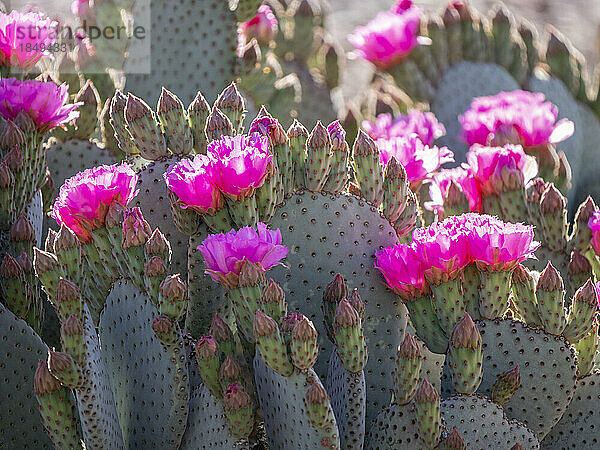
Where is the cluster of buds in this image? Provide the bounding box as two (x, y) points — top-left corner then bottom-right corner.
(321, 274), (368, 373)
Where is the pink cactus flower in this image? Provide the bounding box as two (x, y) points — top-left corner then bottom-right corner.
(208, 133), (273, 201)
(467, 144), (538, 195)
(377, 134), (454, 183)
(348, 6), (423, 70)
(197, 222), (289, 289)
(459, 90), (575, 147)
(51, 163), (138, 242)
(71, 0), (90, 18)
(411, 215), (473, 281)
(0, 78), (80, 132)
(391, 0), (414, 13)
(375, 244), (427, 299)
(163, 154), (223, 214)
(376, 213), (538, 298)
(0, 10), (57, 69)
(427, 166), (482, 215)
(363, 110), (445, 145)
(241, 4), (278, 44)
(468, 214), (539, 271)
(588, 211), (600, 256)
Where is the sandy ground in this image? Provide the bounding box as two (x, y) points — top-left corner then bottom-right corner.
(327, 0), (600, 101)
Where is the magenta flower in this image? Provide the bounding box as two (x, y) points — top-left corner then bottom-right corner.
(588, 211), (600, 256)
(459, 90), (575, 147)
(51, 164), (138, 242)
(391, 0), (414, 13)
(375, 244), (426, 299)
(71, 0), (90, 18)
(197, 222), (289, 289)
(348, 6), (422, 70)
(412, 216), (473, 280)
(0, 10), (56, 68)
(363, 110), (445, 145)
(427, 166), (482, 215)
(208, 133), (273, 201)
(467, 144), (538, 196)
(163, 154), (223, 214)
(241, 4), (277, 44)
(377, 134), (454, 183)
(0, 78), (80, 132)
(468, 214), (538, 271)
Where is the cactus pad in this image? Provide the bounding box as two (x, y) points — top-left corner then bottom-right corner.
(573, 103), (600, 207)
(440, 394), (540, 449)
(541, 372), (600, 448)
(76, 305), (125, 449)
(25, 189), (43, 248)
(186, 231), (231, 337)
(179, 384), (238, 449)
(133, 155), (189, 276)
(253, 354), (340, 449)
(125, 0), (237, 106)
(46, 139), (116, 197)
(268, 191), (408, 425)
(431, 61), (520, 161)
(364, 403), (421, 450)
(98, 280), (189, 448)
(0, 303), (53, 449)
(325, 349), (366, 449)
(465, 319), (576, 440)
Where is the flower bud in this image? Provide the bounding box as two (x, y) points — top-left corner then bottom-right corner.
(10, 213), (35, 243)
(34, 360), (61, 396)
(0, 120), (25, 150)
(449, 313), (481, 349)
(491, 365), (521, 405)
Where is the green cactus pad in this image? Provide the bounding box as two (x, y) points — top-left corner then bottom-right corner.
(431, 61), (520, 160)
(186, 231), (231, 337)
(125, 0), (237, 106)
(132, 155), (189, 276)
(542, 372), (600, 448)
(0, 303), (53, 449)
(179, 384), (238, 449)
(46, 139), (116, 198)
(268, 191), (408, 426)
(98, 280), (189, 448)
(325, 349), (366, 450)
(25, 189), (43, 248)
(364, 402), (421, 450)
(440, 394), (540, 449)
(76, 305), (125, 449)
(443, 319), (578, 440)
(253, 354), (340, 449)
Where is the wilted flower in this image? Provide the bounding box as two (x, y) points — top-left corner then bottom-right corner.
(348, 6), (423, 70)
(363, 110), (445, 145)
(51, 164), (138, 241)
(163, 154), (223, 214)
(0, 78), (80, 132)
(0, 10), (56, 69)
(241, 5), (278, 44)
(377, 134), (454, 183)
(427, 166), (482, 215)
(459, 90), (574, 147)
(588, 211), (600, 256)
(467, 144), (538, 195)
(197, 222), (289, 289)
(208, 133), (273, 201)
(468, 214), (538, 271)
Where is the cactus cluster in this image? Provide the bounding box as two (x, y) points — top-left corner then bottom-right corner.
(3, 0), (600, 449)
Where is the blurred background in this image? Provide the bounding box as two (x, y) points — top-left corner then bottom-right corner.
(328, 0), (600, 103)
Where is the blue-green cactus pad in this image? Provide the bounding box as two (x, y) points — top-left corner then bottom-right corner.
(268, 191), (408, 427)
